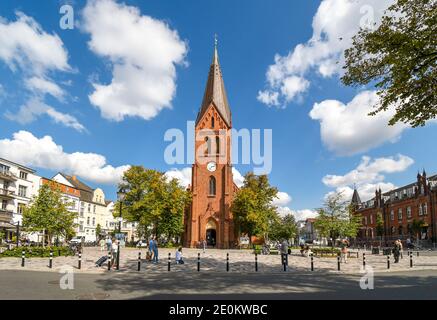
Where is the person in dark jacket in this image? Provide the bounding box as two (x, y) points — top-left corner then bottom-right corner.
(392, 240), (401, 263)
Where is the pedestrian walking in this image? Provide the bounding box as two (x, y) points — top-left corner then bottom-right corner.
(111, 239), (118, 268)
(99, 238), (105, 251)
(106, 236), (112, 252)
(152, 237), (159, 263)
(392, 240), (401, 263)
(340, 239), (349, 263)
(280, 239), (289, 267)
(202, 239), (207, 253)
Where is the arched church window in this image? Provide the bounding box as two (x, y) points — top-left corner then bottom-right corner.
(204, 137), (211, 156)
(209, 176), (216, 195)
(216, 136), (220, 155)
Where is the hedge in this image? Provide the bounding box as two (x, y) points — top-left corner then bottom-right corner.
(0, 246), (75, 258)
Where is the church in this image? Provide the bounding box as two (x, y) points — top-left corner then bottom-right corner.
(183, 42), (239, 249)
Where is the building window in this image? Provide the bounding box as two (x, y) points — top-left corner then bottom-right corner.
(407, 206), (412, 219)
(18, 185), (27, 197)
(92, 217), (95, 226)
(398, 226), (403, 236)
(19, 171), (28, 180)
(424, 203), (428, 215)
(0, 164), (10, 174)
(370, 214), (373, 225)
(17, 203), (26, 215)
(216, 136), (220, 154)
(88, 204), (91, 212)
(204, 137), (211, 156)
(93, 205), (96, 213)
(211, 116), (215, 128)
(209, 176), (216, 196)
(1, 200), (7, 210)
(87, 217), (90, 226)
(390, 210), (394, 221)
(398, 208), (403, 221)
(363, 216), (368, 225)
(79, 221), (84, 232)
(418, 205), (423, 216)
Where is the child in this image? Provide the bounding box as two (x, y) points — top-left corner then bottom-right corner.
(175, 247), (184, 264)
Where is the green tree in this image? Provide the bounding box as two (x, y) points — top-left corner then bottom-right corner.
(231, 173), (279, 243)
(376, 212), (385, 240)
(411, 219), (426, 244)
(95, 224), (102, 240)
(314, 192), (361, 247)
(117, 166), (191, 242)
(269, 214), (298, 242)
(23, 183), (77, 245)
(342, 0), (437, 127)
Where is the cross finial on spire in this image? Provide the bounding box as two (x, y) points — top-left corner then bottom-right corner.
(214, 33), (218, 49)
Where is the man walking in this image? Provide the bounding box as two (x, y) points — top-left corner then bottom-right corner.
(281, 239), (289, 269)
(202, 239), (207, 253)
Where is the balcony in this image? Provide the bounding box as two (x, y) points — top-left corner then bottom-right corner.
(0, 188), (15, 199)
(0, 208), (13, 223)
(0, 170), (18, 182)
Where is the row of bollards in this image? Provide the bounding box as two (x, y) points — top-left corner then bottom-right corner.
(18, 249), (419, 271)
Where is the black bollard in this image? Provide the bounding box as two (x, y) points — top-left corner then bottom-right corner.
(78, 251), (82, 270)
(417, 251), (419, 257)
(168, 253), (171, 271)
(197, 252), (200, 272)
(49, 250), (53, 269)
(410, 252), (413, 268)
(337, 253), (341, 271)
(226, 253), (229, 272)
(387, 255), (390, 269)
(137, 252), (141, 271)
(255, 253), (258, 272)
(363, 252), (366, 267)
(108, 251), (112, 271)
(21, 250), (25, 267)
(311, 253), (314, 271)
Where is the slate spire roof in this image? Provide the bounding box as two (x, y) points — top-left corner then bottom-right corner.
(351, 187), (362, 205)
(196, 38), (232, 127)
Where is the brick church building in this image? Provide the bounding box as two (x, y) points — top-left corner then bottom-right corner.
(352, 171), (437, 245)
(183, 43), (239, 249)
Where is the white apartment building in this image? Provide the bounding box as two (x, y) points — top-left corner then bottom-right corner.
(0, 158), (41, 241)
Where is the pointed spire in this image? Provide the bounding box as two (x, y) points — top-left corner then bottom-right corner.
(196, 35), (232, 127)
(351, 186), (361, 205)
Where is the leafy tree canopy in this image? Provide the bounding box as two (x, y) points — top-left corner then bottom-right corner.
(342, 0), (437, 127)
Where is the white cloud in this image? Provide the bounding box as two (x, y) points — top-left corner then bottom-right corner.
(25, 77), (65, 100)
(5, 99), (86, 133)
(0, 12), (70, 75)
(272, 191), (292, 207)
(280, 76), (310, 102)
(322, 154), (414, 202)
(232, 167), (245, 188)
(82, 0), (187, 121)
(165, 167), (192, 188)
(309, 91), (408, 155)
(258, 0), (394, 106)
(277, 206), (318, 221)
(0, 12), (83, 131)
(0, 131), (129, 184)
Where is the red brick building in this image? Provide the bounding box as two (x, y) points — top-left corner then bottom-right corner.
(352, 171), (437, 245)
(183, 44), (238, 249)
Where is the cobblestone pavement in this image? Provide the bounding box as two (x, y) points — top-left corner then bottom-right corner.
(1, 247), (436, 275)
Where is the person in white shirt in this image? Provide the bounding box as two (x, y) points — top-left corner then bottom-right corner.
(175, 247), (184, 264)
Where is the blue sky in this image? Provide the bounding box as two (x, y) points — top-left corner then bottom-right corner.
(0, 0), (435, 220)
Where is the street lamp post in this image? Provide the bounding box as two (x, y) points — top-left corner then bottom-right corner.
(116, 188), (125, 271)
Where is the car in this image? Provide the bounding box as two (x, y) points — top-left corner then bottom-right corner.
(136, 240), (148, 248)
(69, 236), (85, 244)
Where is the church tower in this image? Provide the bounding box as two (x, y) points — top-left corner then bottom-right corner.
(184, 40), (237, 249)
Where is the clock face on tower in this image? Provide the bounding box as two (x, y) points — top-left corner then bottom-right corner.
(207, 161), (217, 172)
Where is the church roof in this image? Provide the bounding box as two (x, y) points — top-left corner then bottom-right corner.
(351, 188), (362, 204)
(196, 42), (232, 127)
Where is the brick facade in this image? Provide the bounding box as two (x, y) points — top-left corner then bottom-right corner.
(352, 171), (437, 245)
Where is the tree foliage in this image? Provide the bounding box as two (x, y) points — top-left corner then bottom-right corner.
(269, 213), (298, 242)
(117, 166), (191, 241)
(231, 173), (279, 240)
(313, 192), (361, 246)
(23, 183), (77, 245)
(342, 0), (437, 127)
